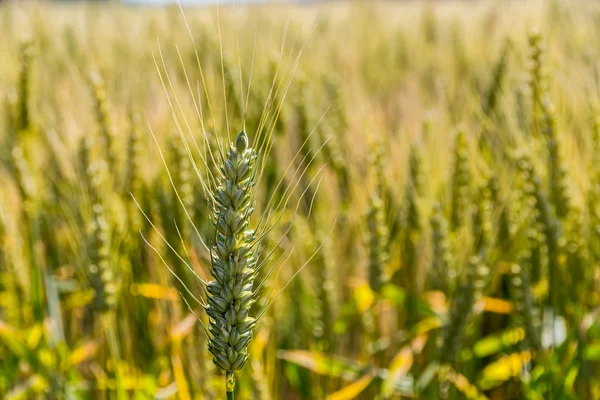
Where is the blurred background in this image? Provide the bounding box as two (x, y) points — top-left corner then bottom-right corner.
(2, 0), (600, 399)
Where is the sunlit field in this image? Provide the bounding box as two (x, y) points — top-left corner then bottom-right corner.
(2, 1), (600, 398)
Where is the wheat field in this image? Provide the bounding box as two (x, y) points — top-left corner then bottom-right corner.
(2, 0), (600, 399)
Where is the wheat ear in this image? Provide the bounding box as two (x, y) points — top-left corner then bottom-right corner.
(206, 129), (257, 397)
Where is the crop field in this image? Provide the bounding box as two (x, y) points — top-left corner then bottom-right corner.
(2, 0), (600, 398)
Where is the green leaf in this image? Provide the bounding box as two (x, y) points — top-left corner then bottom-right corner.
(381, 283), (405, 306)
(584, 343), (600, 360)
(415, 362), (440, 392)
(473, 327), (525, 358)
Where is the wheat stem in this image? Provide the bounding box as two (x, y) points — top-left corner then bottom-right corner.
(226, 370), (235, 400)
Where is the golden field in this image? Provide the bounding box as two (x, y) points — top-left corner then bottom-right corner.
(2, 1), (600, 398)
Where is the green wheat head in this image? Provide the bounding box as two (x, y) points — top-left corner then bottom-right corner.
(206, 130), (257, 372)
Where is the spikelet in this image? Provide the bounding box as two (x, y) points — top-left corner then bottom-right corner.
(206, 127), (224, 196)
(440, 255), (488, 366)
(450, 131), (471, 231)
(89, 73), (117, 177)
(430, 203), (453, 294)
(206, 130), (257, 376)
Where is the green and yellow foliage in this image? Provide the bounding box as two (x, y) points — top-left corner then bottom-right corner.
(2, 0), (600, 398)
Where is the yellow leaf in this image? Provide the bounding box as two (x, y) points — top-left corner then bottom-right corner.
(442, 366), (488, 400)
(532, 279), (548, 298)
(171, 348), (191, 400)
(474, 327), (525, 358)
(64, 289), (95, 309)
(480, 297), (513, 314)
(426, 291), (447, 314)
(382, 335), (427, 398)
(415, 317), (442, 336)
(6, 374), (48, 400)
(68, 340), (100, 366)
(354, 284), (375, 313)
(0, 320), (33, 360)
(382, 346), (413, 398)
(251, 325), (270, 354)
(326, 370), (376, 400)
(26, 324), (43, 349)
(130, 283), (179, 301)
(278, 350), (364, 380)
(480, 351), (532, 389)
(38, 348), (56, 368)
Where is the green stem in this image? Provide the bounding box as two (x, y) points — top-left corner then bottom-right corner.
(103, 313), (127, 400)
(226, 370), (235, 400)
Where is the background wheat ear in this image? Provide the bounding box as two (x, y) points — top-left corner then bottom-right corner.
(5, 2), (600, 398)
